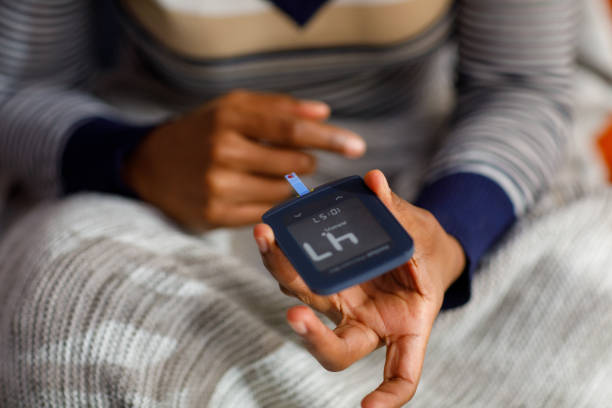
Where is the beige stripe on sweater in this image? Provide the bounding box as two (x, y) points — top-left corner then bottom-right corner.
(121, 0), (452, 58)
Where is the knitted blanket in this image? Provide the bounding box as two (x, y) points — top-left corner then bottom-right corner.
(0, 184), (611, 407)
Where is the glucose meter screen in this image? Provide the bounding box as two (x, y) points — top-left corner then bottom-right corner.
(287, 198), (391, 273)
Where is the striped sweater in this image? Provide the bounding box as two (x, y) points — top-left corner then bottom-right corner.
(0, 0), (580, 308)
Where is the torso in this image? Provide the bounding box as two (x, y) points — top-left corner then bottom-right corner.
(114, 0), (455, 116)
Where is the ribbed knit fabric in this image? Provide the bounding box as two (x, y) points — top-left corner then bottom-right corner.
(0, 2), (593, 406)
(61, 118), (157, 197)
(0, 0), (579, 213)
(0, 196), (297, 407)
(0, 188), (611, 407)
(0, 2), (580, 304)
(416, 173), (516, 309)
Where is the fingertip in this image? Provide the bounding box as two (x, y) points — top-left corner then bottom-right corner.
(253, 223), (275, 254)
(361, 389), (401, 408)
(362, 378), (416, 408)
(364, 169), (390, 200)
(360, 396), (376, 408)
(342, 134), (367, 158)
(297, 100), (331, 119)
(287, 305), (313, 324)
(287, 305), (312, 335)
(253, 223), (274, 242)
(364, 169), (384, 183)
(361, 393), (391, 408)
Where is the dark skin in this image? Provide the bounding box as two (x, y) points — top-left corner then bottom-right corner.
(124, 91), (465, 407)
(254, 170), (465, 408)
(123, 90), (366, 230)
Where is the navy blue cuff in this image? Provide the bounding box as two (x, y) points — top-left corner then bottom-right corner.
(415, 173), (516, 310)
(61, 118), (157, 198)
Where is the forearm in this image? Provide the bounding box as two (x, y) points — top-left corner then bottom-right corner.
(0, 88), (119, 197)
(61, 118), (157, 197)
(0, 1), (124, 197)
(415, 0), (579, 309)
(431, 0), (578, 213)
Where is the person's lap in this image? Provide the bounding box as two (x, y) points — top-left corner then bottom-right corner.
(2, 189), (612, 407)
(416, 189), (612, 407)
(0, 194), (297, 407)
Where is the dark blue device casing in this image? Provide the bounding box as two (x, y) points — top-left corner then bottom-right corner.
(262, 175), (414, 295)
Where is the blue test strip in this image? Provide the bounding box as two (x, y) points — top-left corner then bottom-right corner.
(285, 172), (310, 196)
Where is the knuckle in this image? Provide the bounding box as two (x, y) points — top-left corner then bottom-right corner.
(278, 284), (297, 298)
(403, 373), (420, 391)
(210, 105), (234, 129)
(282, 119), (302, 144)
(296, 292), (312, 306)
(209, 141), (224, 161)
(209, 135), (232, 162)
(202, 170), (224, 197)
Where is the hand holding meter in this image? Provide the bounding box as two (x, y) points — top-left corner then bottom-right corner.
(263, 172), (414, 294)
(255, 170), (466, 407)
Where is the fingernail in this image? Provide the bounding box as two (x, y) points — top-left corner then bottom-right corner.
(300, 100), (330, 116)
(288, 320), (307, 335)
(379, 170), (390, 191)
(343, 136), (366, 157)
(255, 237), (269, 254)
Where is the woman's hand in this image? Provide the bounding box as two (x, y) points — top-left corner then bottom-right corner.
(123, 90), (366, 230)
(253, 170), (465, 408)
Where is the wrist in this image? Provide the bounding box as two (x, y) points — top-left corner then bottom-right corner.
(441, 234), (467, 292)
(121, 142), (153, 203)
(120, 122), (168, 203)
(61, 118), (156, 198)
(415, 173), (516, 309)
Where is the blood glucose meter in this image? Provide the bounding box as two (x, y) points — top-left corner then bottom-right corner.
(262, 173), (414, 295)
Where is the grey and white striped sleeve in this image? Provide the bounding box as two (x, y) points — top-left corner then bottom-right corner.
(0, 1), (118, 197)
(415, 0), (580, 308)
(428, 0), (580, 213)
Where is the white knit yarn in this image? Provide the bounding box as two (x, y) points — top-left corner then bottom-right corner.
(1, 185), (611, 407)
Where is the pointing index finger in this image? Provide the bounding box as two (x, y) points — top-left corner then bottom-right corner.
(287, 305), (380, 372)
(230, 108), (366, 158)
(361, 333), (428, 408)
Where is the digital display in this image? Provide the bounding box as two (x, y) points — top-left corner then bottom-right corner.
(287, 198), (391, 273)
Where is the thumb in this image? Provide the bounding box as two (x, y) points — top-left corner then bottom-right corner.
(363, 169), (424, 233)
(363, 169), (393, 206)
(363, 169), (413, 215)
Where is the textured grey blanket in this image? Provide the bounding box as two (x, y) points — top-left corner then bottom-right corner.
(0, 186), (611, 407)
